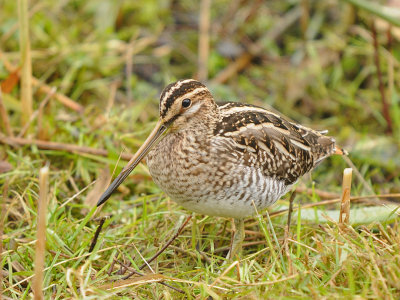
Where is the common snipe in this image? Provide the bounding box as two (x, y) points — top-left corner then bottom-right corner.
(97, 79), (346, 258)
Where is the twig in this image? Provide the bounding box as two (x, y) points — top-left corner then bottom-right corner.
(371, 20), (392, 134)
(116, 259), (142, 277)
(133, 243), (155, 274)
(339, 168), (352, 225)
(33, 164), (49, 300)
(0, 179), (9, 297)
(18, 0), (33, 126)
(198, 0), (211, 82)
(295, 186), (340, 199)
(47, 249), (70, 259)
(119, 260), (131, 275)
(0, 87), (13, 137)
(88, 217), (108, 253)
(107, 255), (116, 276)
(0, 134), (133, 161)
(287, 238), (318, 253)
(123, 215), (192, 280)
(212, 53), (253, 84)
(138, 215), (192, 270)
(32, 77), (83, 112)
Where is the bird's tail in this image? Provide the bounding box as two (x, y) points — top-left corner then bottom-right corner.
(333, 146), (348, 156)
(313, 137), (348, 165)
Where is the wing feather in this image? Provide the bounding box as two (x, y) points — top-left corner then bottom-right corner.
(215, 102), (336, 184)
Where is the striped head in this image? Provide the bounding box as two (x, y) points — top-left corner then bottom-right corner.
(159, 79), (217, 129)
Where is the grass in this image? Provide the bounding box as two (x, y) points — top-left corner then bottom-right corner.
(1, 0), (400, 298)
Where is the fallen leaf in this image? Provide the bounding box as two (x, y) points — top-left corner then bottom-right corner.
(1, 69), (20, 94)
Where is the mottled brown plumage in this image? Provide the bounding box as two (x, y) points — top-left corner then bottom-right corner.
(98, 79), (346, 258)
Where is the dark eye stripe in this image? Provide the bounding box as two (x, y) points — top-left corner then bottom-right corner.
(160, 80), (206, 117)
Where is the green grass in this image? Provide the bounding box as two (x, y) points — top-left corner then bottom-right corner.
(1, 0), (400, 298)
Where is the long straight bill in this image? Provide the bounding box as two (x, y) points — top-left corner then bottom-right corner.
(97, 120), (168, 206)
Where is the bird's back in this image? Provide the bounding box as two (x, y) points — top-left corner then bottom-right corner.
(215, 102), (342, 186)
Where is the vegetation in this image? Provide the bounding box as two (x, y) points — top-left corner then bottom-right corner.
(1, 0), (399, 298)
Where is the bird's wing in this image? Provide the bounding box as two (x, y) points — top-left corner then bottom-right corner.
(215, 102), (336, 184)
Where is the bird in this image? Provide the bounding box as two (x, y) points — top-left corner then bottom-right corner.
(97, 79), (346, 259)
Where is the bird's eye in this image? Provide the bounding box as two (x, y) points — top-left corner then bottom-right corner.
(182, 98), (191, 108)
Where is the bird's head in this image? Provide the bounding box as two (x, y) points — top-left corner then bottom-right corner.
(97, 79), (216, 206)
(159, 79), (216, 130)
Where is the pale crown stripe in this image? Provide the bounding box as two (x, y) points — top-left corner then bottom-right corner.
(160, 79), (197, 112)
(163, 87), (209, 121)
(177, 87), (209, 103)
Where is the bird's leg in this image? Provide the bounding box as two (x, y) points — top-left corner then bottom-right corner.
(284, 191), (296, 274)
(286, 191), (296, 230)
(226, 218), (245, 260)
